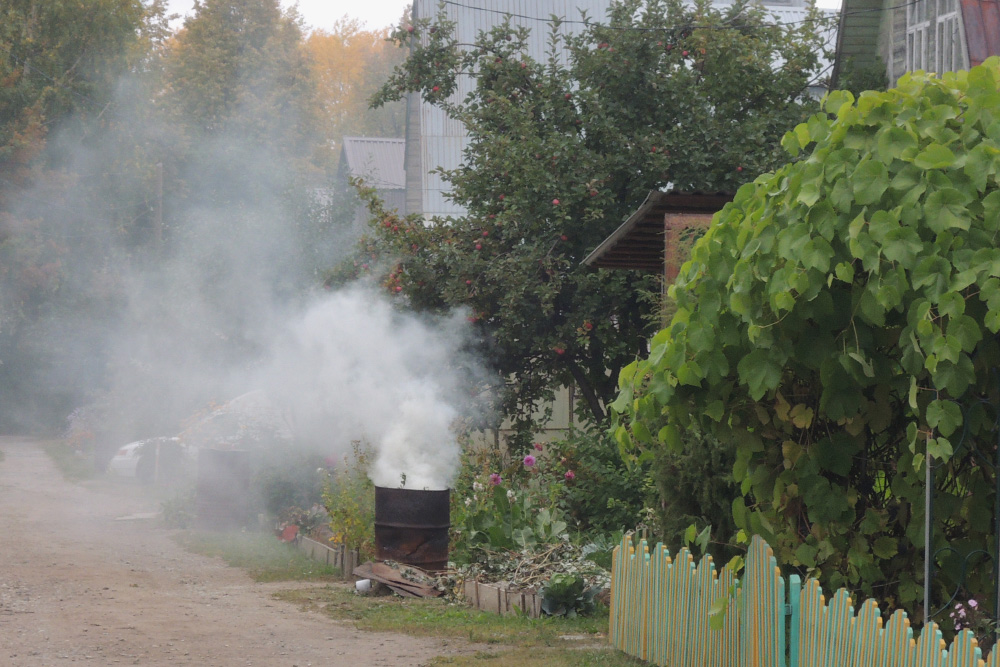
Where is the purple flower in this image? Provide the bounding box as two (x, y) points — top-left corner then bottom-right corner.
(523, 455), (537, 468)
(969, 599), (979, 609)
(564, 470), (576, 481)
(489, 473), (502, 485)
(533, 442), (544, 451)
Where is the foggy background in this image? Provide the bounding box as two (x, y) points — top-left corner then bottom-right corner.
(0, 0), (479, 489)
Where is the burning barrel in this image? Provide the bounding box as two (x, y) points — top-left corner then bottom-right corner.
(374, 486), (450, 572)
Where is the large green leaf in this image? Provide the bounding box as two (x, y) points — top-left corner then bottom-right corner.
(872, 536), (898, 559)
(852, 159), (889, 205)
(925, 398), (962, 437)
(914, 143), (957, 169)
(801, 237), (835, 272)
(737, 349), (783, 401)
(924, 188), (971, 232)
(877, 126), (917, 161)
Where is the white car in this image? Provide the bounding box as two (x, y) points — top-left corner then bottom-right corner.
(107, 437), (192, 482)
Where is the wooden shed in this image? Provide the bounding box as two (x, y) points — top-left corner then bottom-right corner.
(582, 191), (732, 281)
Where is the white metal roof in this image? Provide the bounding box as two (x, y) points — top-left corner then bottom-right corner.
(341, 137), (406, 190)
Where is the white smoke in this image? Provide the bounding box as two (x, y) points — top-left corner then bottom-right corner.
(262, 283), (473, 490)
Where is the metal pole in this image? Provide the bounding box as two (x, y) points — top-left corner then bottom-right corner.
(924, 453), (933, 625)
(994, 427), (1000, 632)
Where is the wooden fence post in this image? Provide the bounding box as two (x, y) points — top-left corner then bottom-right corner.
(788, 575), (800, 667)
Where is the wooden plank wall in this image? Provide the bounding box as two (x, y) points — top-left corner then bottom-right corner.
(610, 534), (1000, 667)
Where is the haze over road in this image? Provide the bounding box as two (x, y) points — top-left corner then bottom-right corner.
(0, 437), (465, 666)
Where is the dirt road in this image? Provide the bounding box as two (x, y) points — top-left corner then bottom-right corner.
(0, 437), (474, 666)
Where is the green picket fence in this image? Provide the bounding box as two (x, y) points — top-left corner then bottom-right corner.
(609, 534), (1000, 667)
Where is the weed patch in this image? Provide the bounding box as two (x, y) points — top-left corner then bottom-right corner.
(41, 440), (96, 481)
(426, 647), (646, 666)
(174, 531), (340, 582)
(275, 585), (608, 645)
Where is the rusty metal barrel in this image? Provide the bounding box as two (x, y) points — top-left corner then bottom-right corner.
(196, 449), (252, 530)
(374, 486), (450, 572)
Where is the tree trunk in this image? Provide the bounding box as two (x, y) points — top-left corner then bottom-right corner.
(565, 360), (607, 424)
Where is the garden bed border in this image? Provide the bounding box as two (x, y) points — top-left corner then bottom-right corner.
(293, 535), (543, 617)
(294, 535), (361, 581)
(463, 579), (542, 618)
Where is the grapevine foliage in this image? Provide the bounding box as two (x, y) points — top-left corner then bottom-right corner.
(614, 60), (1000, 615)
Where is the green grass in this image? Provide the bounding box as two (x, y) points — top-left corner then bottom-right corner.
(426, 647), (646, 666)
(174, 531), (341, 582)
(273, 586), (643, 665)
(274, 586), (605, 644)
(41, 440), (97, 481)
(176, 529), (641, 664)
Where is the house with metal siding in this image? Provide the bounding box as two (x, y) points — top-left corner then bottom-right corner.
(832, 0), (1000, 89)
(405, 0), (613, 219)
(405, 0), (824, 220)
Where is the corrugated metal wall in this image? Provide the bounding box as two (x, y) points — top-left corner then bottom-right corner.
(409, 0), (614, 219)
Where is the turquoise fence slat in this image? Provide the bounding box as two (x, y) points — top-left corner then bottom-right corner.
(609, 534), (1000, 667)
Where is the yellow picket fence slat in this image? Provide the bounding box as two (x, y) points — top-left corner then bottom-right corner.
(609, 534), (1000, 667)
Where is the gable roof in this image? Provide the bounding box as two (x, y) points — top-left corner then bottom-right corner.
(830, 0), (884, 88)
(340, 137), (406, 190)
(961, 0), (1000, 67)
(582, 191), (732, 272)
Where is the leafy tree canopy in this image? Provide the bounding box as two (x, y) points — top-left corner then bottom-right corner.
(614, 59), (1000, 616)
(160, 0), (322, 173)
(358, 0), (827, 447)
(306, 17), (408, 163)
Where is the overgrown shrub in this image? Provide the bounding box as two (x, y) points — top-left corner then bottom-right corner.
(649, 427), (739, 557)
(322, 441), (375, 559)
(161, 485), (197, 528)
(254, 448), (327, 518)
(615, 61), (1000, 617)
(557, 427), (652, 534)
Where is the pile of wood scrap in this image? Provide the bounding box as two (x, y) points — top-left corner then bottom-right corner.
(352, 561), (442, 598)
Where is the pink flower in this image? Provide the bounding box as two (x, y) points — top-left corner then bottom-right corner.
(533, 442), (544, 451)
(489, 473), (502, 485)
(969, 599), (979, 609)
(523, 455), (536, 468)
(564, 470), (575, 480)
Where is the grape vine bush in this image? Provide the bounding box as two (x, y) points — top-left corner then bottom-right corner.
(614, 60), (1000, 616)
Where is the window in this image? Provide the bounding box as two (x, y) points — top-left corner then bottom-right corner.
(906, 0), (931, 71)
(936, 0), (963, 72)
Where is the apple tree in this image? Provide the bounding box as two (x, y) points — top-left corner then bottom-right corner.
(614, 60), (1000, 616)
(359, 0), (827, 447)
